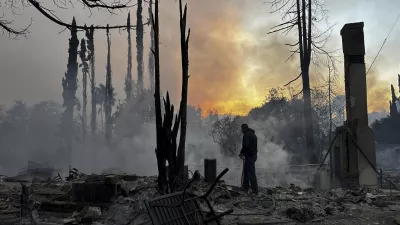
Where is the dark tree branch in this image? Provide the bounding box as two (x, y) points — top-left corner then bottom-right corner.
(285, 41), (299, 47)
(293, 89), (303, 98)
(285, 50), (297, 62)
(29, 0), (142, 30)
(284, 73), (302, 86)
(79, 0), (137, 9)
(268, 22), (297, 34)
(269, 0), (340, 83)
(0, 15), (31, 38)
(270, 0), (292, 13)
(1, 0), (146, 37)
(269, 18), (297, 30)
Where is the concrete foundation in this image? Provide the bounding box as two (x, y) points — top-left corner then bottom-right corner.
(72, 175), (120, 203)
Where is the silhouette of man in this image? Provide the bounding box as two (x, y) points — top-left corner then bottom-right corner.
(239, 123), (258, 195)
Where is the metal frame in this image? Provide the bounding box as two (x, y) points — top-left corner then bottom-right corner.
(144, 168), (233, 225)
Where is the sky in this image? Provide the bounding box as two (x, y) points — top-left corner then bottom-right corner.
(0, 0), (399, 115)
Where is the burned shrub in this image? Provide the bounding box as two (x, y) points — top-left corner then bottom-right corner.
(209, 114), (245, 156)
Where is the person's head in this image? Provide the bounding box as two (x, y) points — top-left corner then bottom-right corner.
(241, 124), (249, 134)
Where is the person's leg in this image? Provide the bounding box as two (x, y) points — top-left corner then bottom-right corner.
(248, 155), (258, 193)
(242, 158), (250, 192)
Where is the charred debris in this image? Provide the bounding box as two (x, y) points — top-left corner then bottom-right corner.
(2, 162), (400, 225)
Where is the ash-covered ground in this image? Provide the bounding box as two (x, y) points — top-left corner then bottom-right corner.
(2, 166), (400, 225)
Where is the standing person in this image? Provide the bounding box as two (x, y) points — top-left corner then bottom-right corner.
(239, 123), (258, 195)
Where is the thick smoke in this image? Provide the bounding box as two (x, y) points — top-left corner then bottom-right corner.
(367, 68), (392, 112)
(186, 115), (314, 187)
(0, 94), (300, 188)
(376, 144), (400, 169)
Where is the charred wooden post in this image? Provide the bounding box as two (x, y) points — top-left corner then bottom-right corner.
(204, 159), (217, 184)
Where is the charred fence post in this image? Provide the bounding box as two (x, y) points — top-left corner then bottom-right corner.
(204, 159), (217, 184)
(184, 165), (189, 183)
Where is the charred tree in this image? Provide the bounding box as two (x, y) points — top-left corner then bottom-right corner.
(105, 25), (113, 141)
(151, 0), (190, 194)
(294, 0), (314, 163)
(151, 0), (167, 193)
(269, 0), (336, 164)
(390, 84), (398, 117)
(125, 12), (133, 99)
(163, 93), (180, 193)
(61, 17), (79, 164)
(177, 0), (190, 181)
(148, 0), (155, 92)
(136, 0), (144, 97)
(79, 38), (89, 143)
(85, 26), (97, 135)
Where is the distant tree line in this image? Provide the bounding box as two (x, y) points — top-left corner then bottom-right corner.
(209, 87), (345, 164)
(372, 74), (400, 144)
(54, 0), (157, 161)
(0, 101), (64, 173)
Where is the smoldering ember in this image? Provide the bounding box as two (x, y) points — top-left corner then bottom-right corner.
(1, 0), (400, 225)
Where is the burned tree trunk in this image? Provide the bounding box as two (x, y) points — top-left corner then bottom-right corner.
(398, 74), (400, 101)
(79, 38), (89, 143)
(151, 0), (167, 194)
(148, 0), (155, 92)
(177, 0), (190, 181)
(298, 0), (316, 164)
(151, 0), (191, 194)
(105, 25), (113, 142)
(163, 93), (180, 192)
(268, 0), (336, 164)
(125, 12), (133, 100)
(136, 0), (144, 97)
(85, 26), (97, 136)
(390, 84), (398, 117)
(61, 17), (79, 165)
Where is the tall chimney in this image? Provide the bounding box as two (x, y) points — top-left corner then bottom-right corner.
(341, 22), (377, 187)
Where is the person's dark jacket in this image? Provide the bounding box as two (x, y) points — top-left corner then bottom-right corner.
(240, 128), (257, 156)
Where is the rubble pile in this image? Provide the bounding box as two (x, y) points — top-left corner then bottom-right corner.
(379, 169), (400, 189)
(1, 169), (400, 225)
(202, 183), (400, 224)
